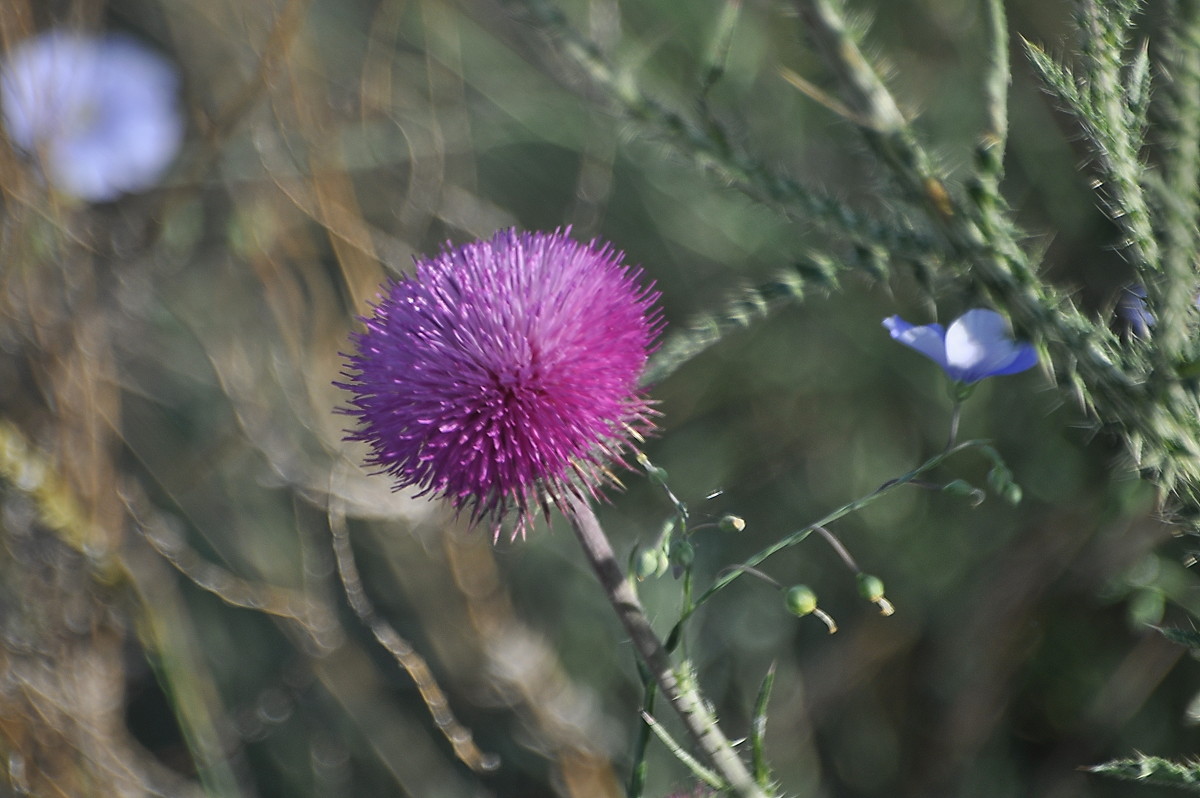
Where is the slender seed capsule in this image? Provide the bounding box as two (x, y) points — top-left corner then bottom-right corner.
(671, 539), (695, 568)
(942, 479), (977, 496)
(785, 585), (838, 633)
(857, 573), (885, 603)
(718, 514), (746, 533)
(857, 573), (895, 616)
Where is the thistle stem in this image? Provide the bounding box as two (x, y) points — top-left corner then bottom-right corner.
(565, 494), (769, 798)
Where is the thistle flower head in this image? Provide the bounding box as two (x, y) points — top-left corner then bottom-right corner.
(1, 30), (183, 201)
(338, 228), (661, 537)
(883, 308), (1037, 384)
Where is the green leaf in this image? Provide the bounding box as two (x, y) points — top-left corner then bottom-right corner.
(1022, 38), (1083, 110)
(1125, 39), (1152, 142)
(751, 664), (777, 788)
(1156, 626), (1200, 651)
(1089, 753), (1200, 792)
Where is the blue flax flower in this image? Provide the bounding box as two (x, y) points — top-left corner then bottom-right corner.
(1, 30), (183, 202)
(1117, 285), (1154, 337)
(883, 308), (1037, 384)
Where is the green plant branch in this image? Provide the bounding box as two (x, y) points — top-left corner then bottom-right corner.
(1089, 753), (1200, 792)
(627, 674), (658, 798)
(642, 253), (840, 386)
(981, 0), (1010, 173)
(789, 0), (1200, 523)
(1150, 0), (1200, 358)
(495, 0), (940, 271)
(565, 494), (771, 798)
(671, 438), (991, 637)
(499, 0), (1200, 522)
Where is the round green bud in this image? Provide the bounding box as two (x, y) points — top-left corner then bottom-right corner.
(857, 573), (886, 603)
(987, 465), (1013, 494)
(1000, 482), (1023, 505)
(671, 539), (695, 568)
(718, 514), (746, 533)
(785, 585), (818, 617)
(1129, 589), (1165, 627)
(634, 549), (660, 580)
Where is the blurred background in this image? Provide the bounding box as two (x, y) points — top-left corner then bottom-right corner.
(0, 0), (1195, 796)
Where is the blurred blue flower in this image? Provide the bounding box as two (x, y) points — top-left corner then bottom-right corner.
(1117, 285), (1155, 337)
(1, 30), (183, 201)
(883, 308), (1037, 384)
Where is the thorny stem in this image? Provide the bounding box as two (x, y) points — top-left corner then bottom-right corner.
(565, 494), (770, 798)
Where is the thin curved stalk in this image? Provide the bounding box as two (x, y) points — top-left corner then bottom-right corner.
(565, 495), (770, 798)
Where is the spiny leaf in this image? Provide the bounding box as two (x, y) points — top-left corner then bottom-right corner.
(1156, 626), (1200, 651)
(1089, 753), (1200, 792)
(1125, 39), (1152, 144)
(1022, 38), (1083, 110)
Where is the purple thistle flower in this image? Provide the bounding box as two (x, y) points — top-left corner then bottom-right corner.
(1, 30), (183, 202)
(883, 308), (1037, 384)
(338, 228), (662, 537)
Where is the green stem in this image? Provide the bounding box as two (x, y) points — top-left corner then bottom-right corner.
(565, 494), (770, 798)
(676, 439), (989, 629)
(627, 676), (657, 798)
(946, 398), (963, 450)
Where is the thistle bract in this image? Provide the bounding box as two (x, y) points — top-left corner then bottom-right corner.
(1, 30), (183, 202)
(339, 228), (661, 537)
(882, 308), (1037, 384)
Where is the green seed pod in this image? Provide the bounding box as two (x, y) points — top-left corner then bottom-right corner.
(634, 549), (660, 580)
(671, 539), (695, 568)
(717, 514), (746, 533)
(1128, 589), (1165, 627)
(987, 464), (1013, 494)
(944, 479), (986, 507)
(785, 585), (818, 617)
(655, 549), (671, 577)
(857, 573), (886, 603)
